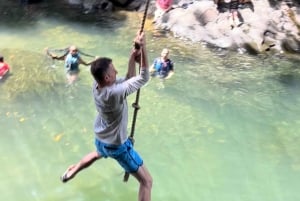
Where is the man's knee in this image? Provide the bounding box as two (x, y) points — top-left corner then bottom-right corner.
(144, 174), (153, 189)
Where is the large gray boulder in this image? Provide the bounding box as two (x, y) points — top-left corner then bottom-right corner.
(153, 0), (300, 54)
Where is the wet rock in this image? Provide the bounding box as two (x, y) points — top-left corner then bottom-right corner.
(83, 0), (113, 13)
(282, 37), (300, 53)
(67, 0), (82, 5)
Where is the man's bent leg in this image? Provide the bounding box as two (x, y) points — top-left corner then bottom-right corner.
(61, 151), (101, 183)
(131, 164), (153, 201)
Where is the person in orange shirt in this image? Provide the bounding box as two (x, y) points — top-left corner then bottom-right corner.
(0, 55), (10, 80)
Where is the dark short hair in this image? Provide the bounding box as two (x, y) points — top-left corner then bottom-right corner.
(90, 57), (112, 83)
(0, 55), (3, 62)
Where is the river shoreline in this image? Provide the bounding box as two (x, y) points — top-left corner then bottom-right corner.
(1, 0), (300, 59)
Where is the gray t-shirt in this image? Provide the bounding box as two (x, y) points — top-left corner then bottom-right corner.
(93, 68), (149, 145)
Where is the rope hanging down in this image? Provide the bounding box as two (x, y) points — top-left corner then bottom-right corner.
(123, 0), (151, 182)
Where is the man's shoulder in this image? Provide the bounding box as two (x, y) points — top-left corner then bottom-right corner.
(167, 59), (173, 65)
(154, 57), (161, 62)
(116, 77), (126, 84)
(65, 53), (72, 59)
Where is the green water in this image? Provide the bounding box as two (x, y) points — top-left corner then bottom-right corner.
(1, 3), (300, 201)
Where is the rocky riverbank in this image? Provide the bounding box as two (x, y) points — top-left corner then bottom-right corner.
(65, 0), (300, 55)
(4, 0), (300, 55)
(154, 0), (300, 55)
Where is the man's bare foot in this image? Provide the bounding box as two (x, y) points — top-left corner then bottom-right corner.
(60, 165), (76, 183)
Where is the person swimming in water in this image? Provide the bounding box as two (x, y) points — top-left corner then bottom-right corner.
(0, 55), (10, 80)
(46, 45), (97, 85)
(150, 48), (174, 79)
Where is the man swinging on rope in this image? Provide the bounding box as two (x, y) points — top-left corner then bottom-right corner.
(60, 32), (152, 201)
(46, 45), (96, 85)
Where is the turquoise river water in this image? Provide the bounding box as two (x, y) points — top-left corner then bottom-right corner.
(0, 2), (300, 201)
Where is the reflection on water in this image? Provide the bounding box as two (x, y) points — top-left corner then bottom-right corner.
(1, 3), (300, 201)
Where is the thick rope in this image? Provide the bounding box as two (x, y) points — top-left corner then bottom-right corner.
(78, 50), (95, 58)
(123, 0), (151, 182)
(46, 47), (95, 59)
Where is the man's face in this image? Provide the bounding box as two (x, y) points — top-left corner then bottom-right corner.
(70, 47), (78, 56)
(105, 63), (118, 84)
(161, 49), (169, 58)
